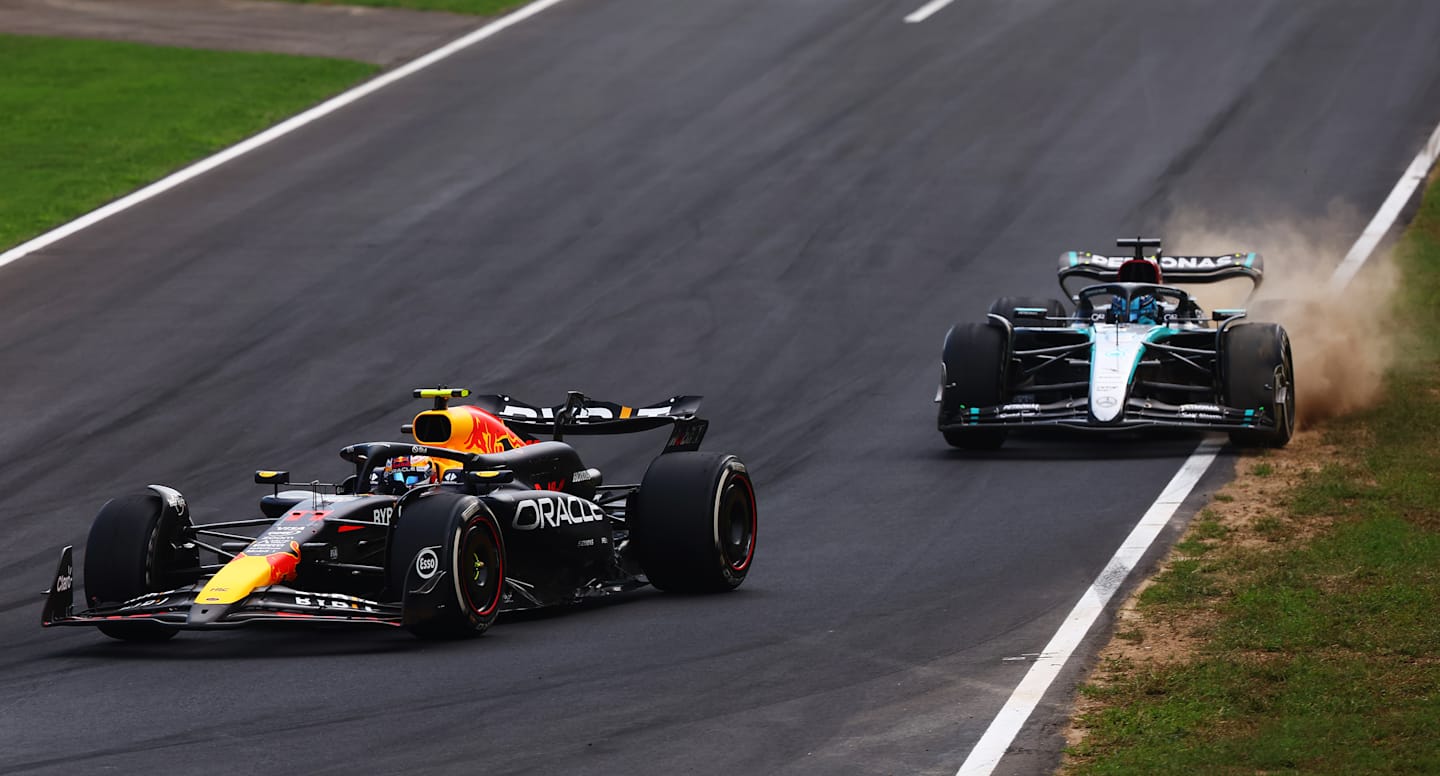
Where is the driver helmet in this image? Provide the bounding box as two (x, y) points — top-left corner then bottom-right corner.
(378, 455), (438, 492)
(1112, 294), (1161, 324)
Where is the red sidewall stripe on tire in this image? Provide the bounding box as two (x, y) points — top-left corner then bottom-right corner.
(729, 474), (757, 573)
(461, 517), (503, 617)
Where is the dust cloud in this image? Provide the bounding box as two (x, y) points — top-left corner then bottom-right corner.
(1161, 206), (1398, 427)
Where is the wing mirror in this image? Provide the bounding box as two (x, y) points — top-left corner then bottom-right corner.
(444, 468), (515, 486)
(1212, 308), (1246, 321)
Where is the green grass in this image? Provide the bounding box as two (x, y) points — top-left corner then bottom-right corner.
(0, 35), (376, 250)
(1065, 172), (1440, 774)
(264, 0), (531, 14)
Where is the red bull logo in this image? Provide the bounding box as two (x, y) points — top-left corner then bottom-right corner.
(264, 543), (301, 584)
(459, 406), (527, 453)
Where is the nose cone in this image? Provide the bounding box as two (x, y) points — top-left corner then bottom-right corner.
(194, 553), (284, 609)
(187, 601), (231, 626)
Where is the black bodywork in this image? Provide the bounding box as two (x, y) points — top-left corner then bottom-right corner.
(42, 391), (727, 631)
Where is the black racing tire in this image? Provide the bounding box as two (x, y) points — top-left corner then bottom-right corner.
(1223, 323), (1296, 448)
(389, 491), (505, 639)
(84, 494), (189, 642)
(938, 322), (1010, 450)
(630, 453), (757, 594)
(987, 296), (1068, 327)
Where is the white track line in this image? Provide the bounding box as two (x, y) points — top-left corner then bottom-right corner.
(956, 440), (1222, 776)
(1329, 119), (1440, 290)
(905, 0), (955, 24)
(0, 0), (574, 272)
(955, 115), (1440, 776)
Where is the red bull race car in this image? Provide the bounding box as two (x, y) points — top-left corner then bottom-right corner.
(936, 237), (1295, 450)
(42, 389), (757, 641)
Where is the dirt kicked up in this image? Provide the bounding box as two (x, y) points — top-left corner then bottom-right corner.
(1164, 207), (1400, 427)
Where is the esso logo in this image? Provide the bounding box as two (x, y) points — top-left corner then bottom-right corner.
(414, 548), (440, 579)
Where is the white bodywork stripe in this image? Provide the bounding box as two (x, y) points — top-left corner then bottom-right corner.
(1088, 325), (1153, 423)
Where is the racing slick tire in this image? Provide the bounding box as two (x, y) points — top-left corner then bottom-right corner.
(84, 493), (195, 642)
(987, 296), (1068, 327)
(938, 322), (1010, 450)
(1223, 323), (1296, 448)
(389, 491), (505, 639)
(630, 453), (757, 594)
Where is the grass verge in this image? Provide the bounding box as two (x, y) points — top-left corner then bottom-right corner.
(0, 35), (377, 251)
(263, 0), (532, 14)
(1062, 171), (1440, 774)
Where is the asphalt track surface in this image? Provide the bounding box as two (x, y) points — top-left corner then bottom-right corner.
(0, 0), (476, 65)
(3, 2), (1440, 774)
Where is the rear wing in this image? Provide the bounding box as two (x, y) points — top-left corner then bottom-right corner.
(471, 391), (708, 452)
(1058, 250), (1264, 286)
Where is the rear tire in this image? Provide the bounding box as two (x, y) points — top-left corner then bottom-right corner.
(987, 296), (1067, 327)
(1223, 323), (1295, 448)
(938, 322), (1010, 449)
(630, 453), (756, 593)
(389, 492), (505, 639)
(85, 494), (193, 642)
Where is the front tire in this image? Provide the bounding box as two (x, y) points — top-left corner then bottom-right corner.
(84, 493), (194, 642)
(1223, 323), (1295, 448)
(630, 453), (757, 593)
(938, 322), (1010, 450)
(389, 492), (506, 639)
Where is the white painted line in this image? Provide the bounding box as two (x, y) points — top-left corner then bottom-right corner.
(905, 0), (955, 24)
(1329, 118), (1440, 291)
(956, 112), (1440, 776)
(0, 0), (575, 272)
(955, 438), (1223, 776)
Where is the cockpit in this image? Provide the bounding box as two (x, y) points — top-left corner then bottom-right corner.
(1074, 283), (1202, 325)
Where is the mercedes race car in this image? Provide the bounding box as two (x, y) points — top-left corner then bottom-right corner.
(42, 389), (757, 641)
(936, 237), (1295, 450)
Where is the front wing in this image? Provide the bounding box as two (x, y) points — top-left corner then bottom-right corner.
(41, 547), (402, 630)
(939, 397), (1278, 432)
